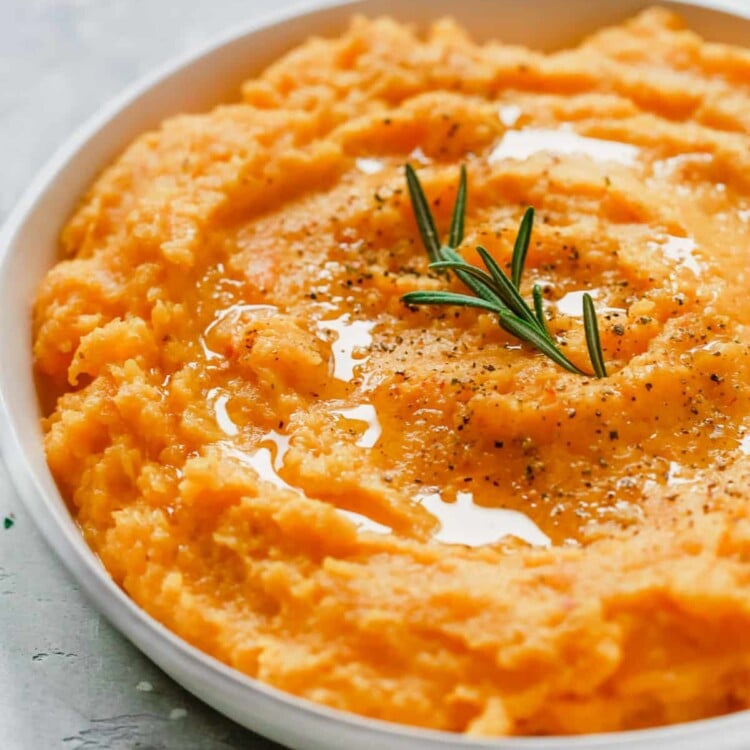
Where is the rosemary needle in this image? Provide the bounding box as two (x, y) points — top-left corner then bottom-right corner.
(448, 164), (467, 249)
(511, 207), (534, 290)
(402, 163), (608, 378)
(405, 163), (441, 263)
(583, 292), (608, 378)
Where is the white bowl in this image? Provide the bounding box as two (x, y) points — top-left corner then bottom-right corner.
(2, 1), (750, 748)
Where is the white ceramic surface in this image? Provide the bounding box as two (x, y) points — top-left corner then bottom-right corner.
(1, 1), (750, 748)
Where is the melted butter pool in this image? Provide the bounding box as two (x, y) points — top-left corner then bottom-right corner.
(489, 127), (640, 166)
(417, 491), (551, 548)
(317, 314), (376, 382)
(208, 388), (238, 437)
(498, 104), (523, 127)
(554, 288), (627, 318)
(355, 157), (385, 175)
(220, 411), (393, 536)
(331, 404), (382, 448)
(649, 234), (704, 276)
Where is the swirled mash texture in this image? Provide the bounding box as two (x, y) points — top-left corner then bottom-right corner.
(34, 8), (750, 736)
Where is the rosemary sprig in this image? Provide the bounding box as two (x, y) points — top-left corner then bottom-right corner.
(402, 164), (608, 378)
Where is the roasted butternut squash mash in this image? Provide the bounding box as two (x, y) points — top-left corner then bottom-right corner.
(34, 8), (750, 736)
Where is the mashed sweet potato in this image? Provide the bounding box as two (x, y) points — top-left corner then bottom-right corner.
(34, 8), (750, 736)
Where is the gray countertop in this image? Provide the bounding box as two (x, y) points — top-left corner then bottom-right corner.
(0, 1), (298, 748)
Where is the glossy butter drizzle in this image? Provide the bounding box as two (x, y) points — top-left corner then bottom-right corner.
(203, 302), (551, 548)
(489, 126), (640, 166)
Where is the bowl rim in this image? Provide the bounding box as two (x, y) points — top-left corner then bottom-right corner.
(2, 0), (750, 747)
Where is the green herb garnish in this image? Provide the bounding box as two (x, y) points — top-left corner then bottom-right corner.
(3, 515), (14, 530)
(583, 292), (608, 378)
(402, 164), (608, 378)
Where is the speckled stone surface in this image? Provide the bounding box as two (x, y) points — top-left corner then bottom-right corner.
(0, 1), (299, 747)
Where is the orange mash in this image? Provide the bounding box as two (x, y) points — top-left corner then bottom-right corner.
(33, 8), (750, 736)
